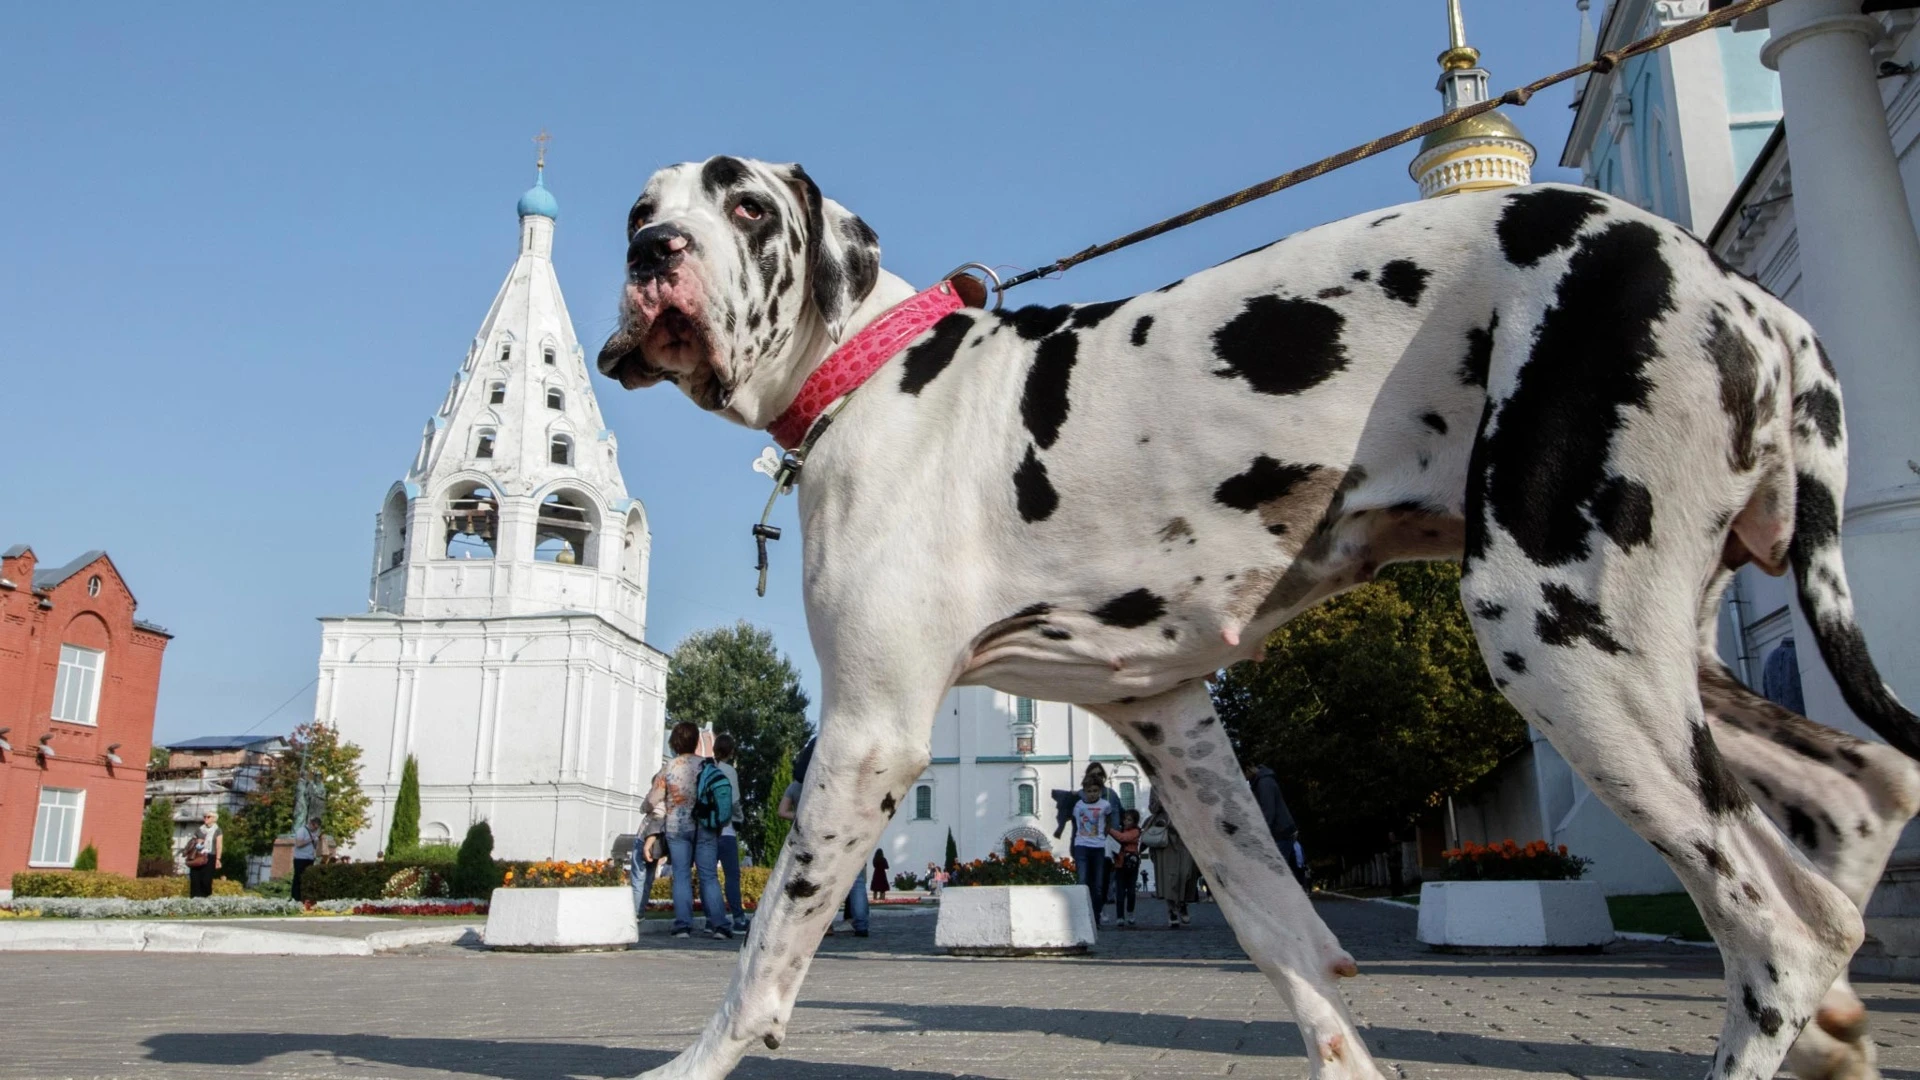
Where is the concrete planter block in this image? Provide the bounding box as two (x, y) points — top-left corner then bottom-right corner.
(935, 885), (1095, 955)
(483, 886), (638, 952)
(1417, 880), (1614, 951)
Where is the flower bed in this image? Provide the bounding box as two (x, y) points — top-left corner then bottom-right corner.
(11, 871), (245, 900)
(645, 865), (770, 909)
(0, 895), (491, 920)
(1436, 839), (1591, 881)
(504, 859), (623, 888)
(949, 841), (1076, 887)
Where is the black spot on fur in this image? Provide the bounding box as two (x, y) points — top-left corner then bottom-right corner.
(1706, 312), (1762, 470)
(1420, 412), (1448, 434)
(1766, 962), (1779, 983)
(1784, 804), (1819, 850)
(1137, 722), (1165, 746)
(1014, 446), (1058, 523)
(1501, 651), (1528, 674)
(1352, 269), (1371, 282)
(1590, 476), (1654, 551)
(1040, 626), (1072, 641)
(1498, 187), (1606, 267)
(700, 155), (747, 194)
(1012, 602), (1052, 619)
(881, 793), (896, 815)
(1211, 296), (1348, 395)
(1022, 332), (1078, 449)
(1742, 985), (1784, 1037)
(1222, 821), (1241, 835)
(1459, 312), (1498, 389)
(898, 312), (974, 395)
(1093, 589), (1167, 629)
(1473, 600), (1506, 621)
(1535, 584), (1628, 654)
(1214, 455), (1322, 511)
(1793, 385), (1842, 449)
(1070, 299), (1126, 330)
(1316, 286), (1350, 300)
(1692, 723), (1752, 815)
(1485, 221), (1676, 566)
(1000, 304), (1074, 340)
(1814, 338), (1836, 378)
(1130, 316), (1153, 347)
(1379, 260), (1432, 306)
(1370, 213), (1401, 227)
(1162, 626), (1178, 640)
(785, 877), (820, 900)
(1695, 840), (1734, 877)
(1462, 400), (1496, 564)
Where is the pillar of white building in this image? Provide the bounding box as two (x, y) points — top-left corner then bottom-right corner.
(1761, 1), (1920, 733)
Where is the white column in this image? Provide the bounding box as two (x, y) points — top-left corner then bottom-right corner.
(1762, 2), (1920, 735)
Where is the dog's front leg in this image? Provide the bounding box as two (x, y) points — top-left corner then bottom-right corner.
(1094, 681), (1386, 1080)
(635, 684), (943, 1079)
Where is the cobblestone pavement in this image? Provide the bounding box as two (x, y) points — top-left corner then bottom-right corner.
(2, 898), (1914, 1079)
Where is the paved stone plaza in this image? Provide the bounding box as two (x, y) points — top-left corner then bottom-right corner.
(2, 898), (1914, 1079)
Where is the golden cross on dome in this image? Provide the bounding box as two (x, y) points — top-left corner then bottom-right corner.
(534, 129), (551, 173)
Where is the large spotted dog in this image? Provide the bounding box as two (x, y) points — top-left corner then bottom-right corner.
(598, 156), (1920, 1080)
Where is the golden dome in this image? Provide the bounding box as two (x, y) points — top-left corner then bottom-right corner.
(1419, 109), (1529, 153)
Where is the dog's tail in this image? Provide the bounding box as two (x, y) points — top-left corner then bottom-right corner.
(1781, 329), (1920, 760)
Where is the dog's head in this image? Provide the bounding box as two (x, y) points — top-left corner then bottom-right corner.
(597, 156), (881, 426)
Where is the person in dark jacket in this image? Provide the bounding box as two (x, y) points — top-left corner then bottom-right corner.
(1244, 763), (1306, 885)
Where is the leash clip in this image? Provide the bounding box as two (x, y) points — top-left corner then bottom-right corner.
(943, 262), (1006, 311)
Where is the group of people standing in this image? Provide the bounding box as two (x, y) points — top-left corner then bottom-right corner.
(631, 722), (751, 939)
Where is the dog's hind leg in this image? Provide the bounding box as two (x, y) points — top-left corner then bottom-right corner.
(635, 677), (946, 1080)
(1702, 657), (1920, 1080)
(1094, 682), (1384, 1080)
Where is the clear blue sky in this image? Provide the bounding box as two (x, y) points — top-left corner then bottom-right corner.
(4, 2), (1587, 744)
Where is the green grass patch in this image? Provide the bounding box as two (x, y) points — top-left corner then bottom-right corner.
(1607, 892), (1710, 942)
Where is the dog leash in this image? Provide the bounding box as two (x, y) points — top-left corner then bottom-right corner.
(747, 0), (1789, 595)
(993, 0), (1789, 296)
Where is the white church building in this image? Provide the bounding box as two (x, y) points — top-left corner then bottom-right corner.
(313, 163), (669, 862)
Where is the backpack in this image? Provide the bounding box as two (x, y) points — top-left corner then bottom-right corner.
(693, 759), (734, 831)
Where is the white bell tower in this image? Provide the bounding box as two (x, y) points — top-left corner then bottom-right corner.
(314, 146), (670, 862)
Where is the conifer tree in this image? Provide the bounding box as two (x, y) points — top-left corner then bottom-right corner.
(387, 755), (421, 856)
(760, 751), (794, 863)
(945, 829), (959, 874)
(139, 798), (175, 866)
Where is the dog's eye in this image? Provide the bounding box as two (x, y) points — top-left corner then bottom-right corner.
(733, 198), (766, 222)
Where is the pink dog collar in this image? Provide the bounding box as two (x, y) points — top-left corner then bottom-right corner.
(768, 281), (968, 450)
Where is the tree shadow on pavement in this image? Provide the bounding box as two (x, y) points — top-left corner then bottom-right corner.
(802, 1000), (1716, 1078)
(140, 1032), (985, 1080)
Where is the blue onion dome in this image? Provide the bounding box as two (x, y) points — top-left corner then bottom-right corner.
(517, 173), (559, 220)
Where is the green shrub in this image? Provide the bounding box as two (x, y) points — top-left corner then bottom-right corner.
(248, 877), (292, 899)
(217, 808), (248, 881)
(452, 822), (498, 898)
(893, 872), (922, 892)
(72, 844), (99, 871)
(386, 843), (458, 866)
(387, 755), (420, 854)
(138, 799), (175, 870)
(10, 871), (243, 899)
(303, 859), (510, 902)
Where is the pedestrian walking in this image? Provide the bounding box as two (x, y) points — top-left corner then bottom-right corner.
(1071, 777), (1115, 927)
(184, 810), (222, 898)
(1108, 809), (1143, 927)
(778, 737), (869, 937)
(646, 721), (730, 939)
(710, 733), (750, 933)
(630, 795), (666, 921)
(870, 849), (890, 900)
(1145, 793), (1197, 929)
(291, 816), (323, 902)
(1244, 761), (1305, 886)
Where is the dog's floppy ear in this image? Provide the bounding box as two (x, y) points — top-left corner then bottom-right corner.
(779, 163), (880, 342)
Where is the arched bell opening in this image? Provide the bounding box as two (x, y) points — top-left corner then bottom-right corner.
(443, 482), (499, 560)
(535, 490), (597, 567)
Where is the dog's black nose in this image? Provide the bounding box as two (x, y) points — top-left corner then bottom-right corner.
(628, 224), (692, 279)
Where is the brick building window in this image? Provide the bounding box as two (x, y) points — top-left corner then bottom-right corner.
(87, 575), (101, 597)
(29, 787), (85, 866)
(52, 644), (104, 725)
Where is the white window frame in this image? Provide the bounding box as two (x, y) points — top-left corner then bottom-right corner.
(52, 644), (105, 726)
(29, 787), (86, 867)
(1017, 782), (1036, 818)
(913, 783), (934, 821)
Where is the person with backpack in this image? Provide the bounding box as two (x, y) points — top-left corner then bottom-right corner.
(776, 736), (869, 937)
(708, 733), (749, 934)
(646, 721), (731, 939)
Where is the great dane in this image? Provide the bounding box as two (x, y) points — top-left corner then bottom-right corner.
(597, 156), (1920, 1080)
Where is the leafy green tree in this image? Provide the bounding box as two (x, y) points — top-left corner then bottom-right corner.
(139, 798), (175, 864)
(1211, 562), (1527, 863)
(148, 744), (172, 772)
(761, 751), (795, 863)
(73, 843), (98, 871)
(387, 755), (421, 856)
(452, 821), (499, 897)
(666, 622), (811, 860)
(216, 807), (248, 881)
(237, 721), (371, 858)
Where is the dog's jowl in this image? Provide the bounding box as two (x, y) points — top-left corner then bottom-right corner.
(599, 157), (1920, 1080)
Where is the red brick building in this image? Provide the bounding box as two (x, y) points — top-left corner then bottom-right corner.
(0, 546), (170, 882)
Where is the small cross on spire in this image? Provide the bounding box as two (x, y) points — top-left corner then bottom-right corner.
(534, 129), (551, 175)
